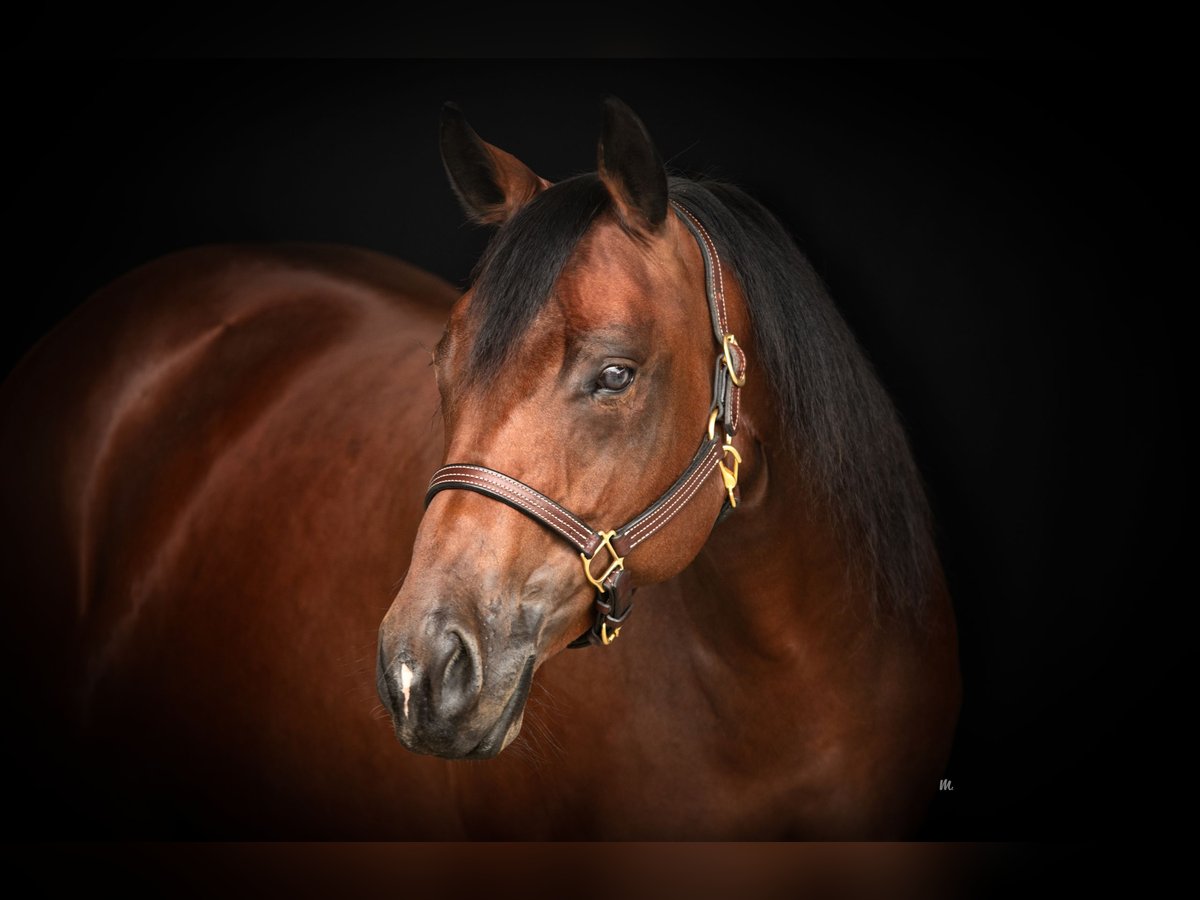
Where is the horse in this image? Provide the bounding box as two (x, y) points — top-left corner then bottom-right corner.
(0, 98), (960, 838)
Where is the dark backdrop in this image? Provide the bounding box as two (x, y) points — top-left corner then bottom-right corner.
(2, 60), (1185, 840)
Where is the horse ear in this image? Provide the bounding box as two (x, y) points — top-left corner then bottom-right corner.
(597, 97), (669, 235)
(440, 103), (549, 225)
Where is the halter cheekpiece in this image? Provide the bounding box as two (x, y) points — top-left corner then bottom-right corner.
(425, 201), (748, 648)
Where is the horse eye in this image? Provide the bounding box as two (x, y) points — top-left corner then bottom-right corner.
(596, 364), (635, 394)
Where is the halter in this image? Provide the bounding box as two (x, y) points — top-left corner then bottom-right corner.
(424, 201), (748, 648)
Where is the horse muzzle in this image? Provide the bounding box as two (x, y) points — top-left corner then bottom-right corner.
(376, 619), (536, 759)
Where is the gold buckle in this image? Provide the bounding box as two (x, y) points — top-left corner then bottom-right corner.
(580, 530), (624, 593)
(719, 444), (742, 508)
(722, 334), (746, 387)
(601, 622), (622, 645)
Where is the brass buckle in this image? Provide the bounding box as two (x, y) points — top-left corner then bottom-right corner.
(581, 530), (624, 593)
(722, 334), (746, 387)
(601, 622), (622, 645)
(719, 444), (742, 508)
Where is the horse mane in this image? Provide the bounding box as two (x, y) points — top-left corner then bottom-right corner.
(466, 173), (935, 619)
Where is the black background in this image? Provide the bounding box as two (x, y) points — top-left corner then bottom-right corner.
(2, 56), (1185, 842)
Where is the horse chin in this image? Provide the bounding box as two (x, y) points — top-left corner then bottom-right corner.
(466, 709), (525, 759)
(462, 653), (535, 759)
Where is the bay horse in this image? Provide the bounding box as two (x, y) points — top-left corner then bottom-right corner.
(0, 99), (959, 838)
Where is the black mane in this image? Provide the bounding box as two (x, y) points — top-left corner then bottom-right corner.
(468, 175), (610, 378)
(466, 174), (935, 618)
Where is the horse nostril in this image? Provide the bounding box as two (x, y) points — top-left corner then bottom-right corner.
(433, 628), (483, 721)
(380, 623), (484, 732)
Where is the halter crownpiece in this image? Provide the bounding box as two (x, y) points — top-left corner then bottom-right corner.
(424, 201), (748, 648)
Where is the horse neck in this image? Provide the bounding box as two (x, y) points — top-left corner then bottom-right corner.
(674, 259), (878, 664)
(689, 440), (877, 665)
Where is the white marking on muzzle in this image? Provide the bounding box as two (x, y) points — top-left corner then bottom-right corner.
(400, 663), (413, 718)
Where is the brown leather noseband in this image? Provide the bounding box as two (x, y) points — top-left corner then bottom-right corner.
(424, 201), (748, 648)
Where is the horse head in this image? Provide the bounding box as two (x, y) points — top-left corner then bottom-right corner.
(376, 99), (753, 758)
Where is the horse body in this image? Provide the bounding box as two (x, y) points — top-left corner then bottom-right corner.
(1, 103), (960, 838)
(2, 243), (459, 835)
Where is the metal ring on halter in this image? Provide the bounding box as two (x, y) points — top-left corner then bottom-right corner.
(580, 530), (625, 593)
(719, 444), (742, 509)
(722, 334), (746, 387)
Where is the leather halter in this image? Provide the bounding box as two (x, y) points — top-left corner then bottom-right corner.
(424, 201), (748, 648)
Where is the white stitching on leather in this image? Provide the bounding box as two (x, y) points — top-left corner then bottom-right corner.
(431, 468), (589, 539)
(626, 451), (720, 550)
(434, 464), (591, 535)
(675, 205), (727, 334)
(625, 445), (719, 540)
(624, 445), (720, 546)
(429, 474), (589, 546)
(430, 470), (591, 545)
